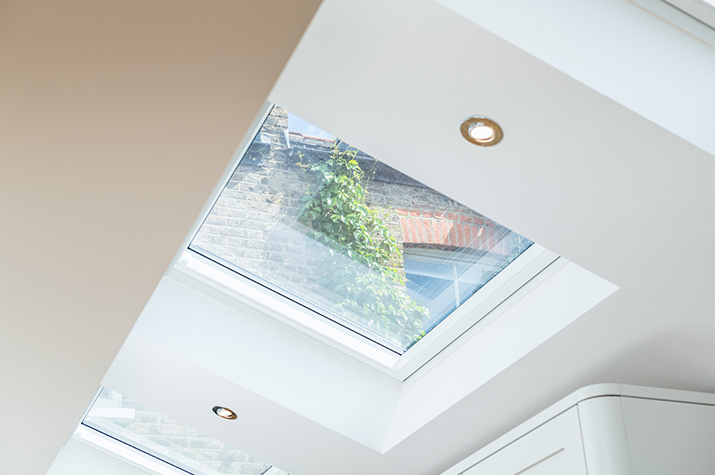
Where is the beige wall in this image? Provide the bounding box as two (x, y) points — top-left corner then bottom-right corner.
(0, 1), (320, 473)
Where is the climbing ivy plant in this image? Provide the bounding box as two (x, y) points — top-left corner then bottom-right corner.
(297, 141), (427, 350)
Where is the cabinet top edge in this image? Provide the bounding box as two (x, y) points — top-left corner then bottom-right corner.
(574, 383), (715, 406)
(440, 383), (714, 475)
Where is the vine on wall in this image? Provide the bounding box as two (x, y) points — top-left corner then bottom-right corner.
(297, 141), (427, 349)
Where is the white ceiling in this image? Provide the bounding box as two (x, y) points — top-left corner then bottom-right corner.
(3, 0), (714, 474)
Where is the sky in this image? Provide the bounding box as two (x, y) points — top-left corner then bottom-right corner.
(287, 110), (334, 139)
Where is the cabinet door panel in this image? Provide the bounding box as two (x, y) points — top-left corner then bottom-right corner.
(463, 407), (587, 475)
(621, 398), (715, 475)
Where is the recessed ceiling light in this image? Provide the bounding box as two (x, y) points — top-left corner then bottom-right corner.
(212, 406), (238, 420)
(460, 116), (503, 147)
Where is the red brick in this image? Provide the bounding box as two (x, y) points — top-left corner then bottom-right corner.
(446, 213), (458, 221)
(473, 217), (484, 225)
(459, 214), (472, 223)
(486, 220), (497, 227)
(434, 220), (444, 243)
(400, 218), (411, 241)
(408, 219), (417, 243)
(422, 211), (434, 218)
(465, 225), (474, 247)
(409, 209), (421, 217)
(416, 218), (425, 243)
(454, 223), (464, 247)
(441, 222), (452, 245)
(396, 208), (408, 216)
(424, 220), (434, 243)
(434, 211), (445, 219)
(448, 224), (457, 246)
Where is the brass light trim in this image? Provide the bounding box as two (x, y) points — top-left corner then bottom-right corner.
(212, 406), (238, 420)
(460, 116), (503, 147)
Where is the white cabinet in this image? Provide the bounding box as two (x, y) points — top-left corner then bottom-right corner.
(444, 384), (715, 475)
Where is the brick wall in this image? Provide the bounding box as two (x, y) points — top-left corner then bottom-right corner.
(193, 107), (323, 290)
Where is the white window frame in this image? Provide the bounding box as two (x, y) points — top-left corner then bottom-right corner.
(73, 423), (289, 475)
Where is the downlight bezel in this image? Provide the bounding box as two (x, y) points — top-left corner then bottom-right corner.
(460, 116), (503, 147)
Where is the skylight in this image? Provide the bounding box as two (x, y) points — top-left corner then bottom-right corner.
(82, 387), (272, 475)
(190, 106), (535, 354)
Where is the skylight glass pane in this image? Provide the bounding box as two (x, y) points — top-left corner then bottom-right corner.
(83, 387), (271, 475)
(190, 106), (532, 353)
